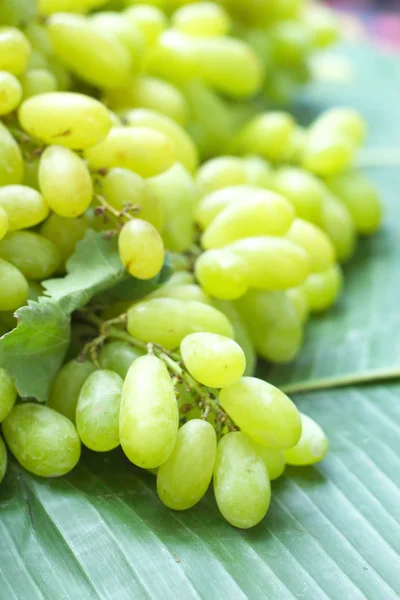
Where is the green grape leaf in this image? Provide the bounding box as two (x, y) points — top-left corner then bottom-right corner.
(0, 299), (70, 402)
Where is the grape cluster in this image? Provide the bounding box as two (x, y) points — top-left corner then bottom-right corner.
(0, 0), (382, 528)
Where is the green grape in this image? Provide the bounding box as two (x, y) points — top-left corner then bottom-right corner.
(27, 48), (50, 71)
(76, 370), (123, 452)
(146, 30), (200, 85)
(90, 11), (144, 68)
(124, 5), (168, 46)
(301, 131), (355, 177)
(127, 298), (234, 349)
(325, 170), (382, 235)
(286, 218), (335, 273)
(219, 377), (301, 449)
(0, 71), (22, 115)
(99, 341), (144, 379)
(235, 289), (303, 363)
(180, 332), (245, 388)
(2, 403), (81, 477)
(0, 437), (6, 484)
(0, 185), (49, 231)
(213, 431), (271, 529)
(20, 68), (57, 99)
(123, 108), (198, 173)
(118, 219), (165, 280)
(195, 249), (249, 300)
(0, 368), (17, 423)
(310, 107), (366, 146)
(235, 112), (296, 162)
(286, 286), (309, 324)
(0, 206), (8, 241)
(105, 75), (188, 125)
(195, 185), (256, 230)
(320, 193), (356, 262)
(40, 214), (88, 270)
(0, 258), (29, 311)
(84, 126), (175, 177)
(212, 299), (256, 377)
(196, 156), (247, 197)
(48, 359), (96, 423)
(172, 2), (231, 37)
(39, 146), (93, 218)
(247, 438), (285, 480)
(157, 419), (217, 510)
(149, 283), (211, 304)
(0, 122), (24, 186)
(145, 163), (196, 252)
(120, 354), (179, 468)
(272, 166), (324, 225)
(242, 156), (273, 188)
(102, 167), (164, 231)
(284, 413), (328, 466)
(201, 189), (294, 249)
(0, 231), (60, 280)
(0, 27), (31, 75)
(305, 4), (339, 48)
(303, 263), (343, 313)
(47, 14), (132, 89)
(228, 236), (310, 291)
(23, 21), (53, 56)
(271, 21), (312, 67)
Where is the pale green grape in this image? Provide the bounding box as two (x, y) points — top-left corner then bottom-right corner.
(303, 264), (343, 313)
(180, 332), (245, 388)
(127, 298), (234, 349)
(118, 219), (165, 280)
(157, 419), (217, 510)
(145, 163), (196, 252)
(47, 14), (132, 89)
(196, 157), (247, 197)
(40, 214), (88, 270)
(212, 299), (256, 377)
(195, 185), (256, 230)
(0, 258), (29, 311)
(123, 108), (199, 173)
(0, 368), (17, 423)
(301, 131), (355, 177)
(0, 71), (22, 115)
(2, 403), (81, 477)
(0, 122), (24, 186)
(242, 156), (273, 188)
(48, 359), (96, 423)
(120, 354), (179, 468)
(84, 126), (175, 177)
(20, 68), (57, 99)
(305, 4), (339, 48)
(219, 377), (302, 449)
(19, 92), (111, 149)
(39, 146), (93, 218)
(286, 286), (309, 324)
(124, 5), (167, 46)
(146, 30), (200, 85)
(76, 370), (123, 452)
(0, 207), (8, 241)
(0, 437), (6, 483)
(90, 11), (144, 68)
(201, 189), (294, 249)
(102, 168), (164, 231)
(172, 2), (231, 37)
(310, 107), (366, 146)
(0, 27), (31, 75)
(235, 290), (303, 363)
(285, 125), (307, 164)
(99, 341), (144, 379)
(247, 438), (286, 480)
(0, 231), (60, 280)
(195, 249), (249, 300)
(0, 185), (49, 231)
(228, 236), (310, 291)
(235, 112), (296, 162)
(149, 283), (211, 304)
(325, 170), (382, 235)
(272, 166), (324, 224)
(286, 218), (335, 273)
(213, 431), (271, 529)
(284, 413), (328, 466)
(320, 193), (356, 262)
(271, 21), (311, 67)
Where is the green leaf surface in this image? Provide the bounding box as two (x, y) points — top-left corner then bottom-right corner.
(0, 299), (70, 402)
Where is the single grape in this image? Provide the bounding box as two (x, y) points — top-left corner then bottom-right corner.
(0, 27), (31, 75)
(284, 413), (328, 465)
(242, 156), (273, 188)
(0, 368), (17, 423)
(0, 123), (24, 186)
(271, 21), (312, 68)
(20, 68), (57, 98)
(235, 112), (296, 162)
(301, 131), (355, 177)
(76, 370), (123, 452)
(180, 332), (246, 388)
(302, 263), (343, 312)
(0, 185), (49, 231)
(99, 341), (144, 379)
(320, 193), (357, 262)
(310, 107), (366, 146)
(286, 218), (336, 273)
(157, 419), (217, 510)
(195, 249), (249, 300)
(40, 213), (88, 270)
(286, 286), (309, 323)
(0, 231), (60, 280)
(118, 219), (165, 280)
(124, 4), (168, 46)
(213, 431), (271, 529)
(305, 5), (339, 48)
(47, 359), (96, 423)
(195, 185), (256, 230)
(247, 438), (286, 480)
(2, 403), (81, 477)
(0, 71), (22, 115)
(196, 156), (247, 197)
(149, 283), (211, 304)
(120, 354), (179, 468)
(0, 437), (7, 484)
(0, 258), (29, 311)
(219, 377), (302, 449)
(90, 11), (144, 68)
(0, 206), (9, 241)
(127, 298), (234, 349)
(173, 2), (230, 37)
(272, 166), (324, 225)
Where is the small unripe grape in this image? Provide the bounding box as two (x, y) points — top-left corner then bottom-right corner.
(214, 432), (271, 529)
(118, 219), (165, 280)
(48, 359), (96, 424)
(0, 231), (60, 280)
(180, 332), (246, 388)
(0, 368), (17, 423)
(303, 264), (343, 312)
(284, 413), (328, 465)
(247, 438), (286, 480)
(0, 437), (7, 484)
(0, 206), (9, 241)
(286, 218), (335, 273)
(0, 71), (22, 115)
(0, 258), (29, 311)
(157, 419), (217, 510)
(172, 2), (231, 37)
(0, 27), (31, 75)
(99, 341), (144, 379)
(195, 249), (249, 300)
(0, 185), (49, 231)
